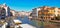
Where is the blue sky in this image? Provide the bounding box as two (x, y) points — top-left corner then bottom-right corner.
(0, 0), (60, 12)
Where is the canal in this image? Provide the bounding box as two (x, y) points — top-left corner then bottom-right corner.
(16, 16), (60, 28)
(16, 16), (39, 28)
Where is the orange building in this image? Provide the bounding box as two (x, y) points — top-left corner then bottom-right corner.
(38, 6), (56, 21)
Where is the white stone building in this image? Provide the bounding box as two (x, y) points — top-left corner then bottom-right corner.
(18, 11), (31, 16)
(0, 3), (10, 19)
(32, 7), (41, 19)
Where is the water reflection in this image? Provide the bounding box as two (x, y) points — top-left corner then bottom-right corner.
(17, 16), (31, 24)
(16, 16), (60, 28)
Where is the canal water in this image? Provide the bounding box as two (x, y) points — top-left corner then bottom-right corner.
(16, 16), (60, 28)
(16, 16), (39, 28)
(17, 16), (31, 24)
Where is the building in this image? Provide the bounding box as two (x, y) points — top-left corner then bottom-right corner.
(38, 6), (60, 21)
(18, 11), (31, 17)
(10, 10), (16, 16)
(31, 7), (41, 19)
(38, 6), (55, 20)
(0, 3), (10, 19)
(58, 8), (60, 16)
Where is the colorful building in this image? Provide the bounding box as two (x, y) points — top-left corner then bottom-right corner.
(38, 6), (60, 21)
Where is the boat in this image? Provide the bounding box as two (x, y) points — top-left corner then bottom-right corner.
(13, 19), (22, 24)
(13, 19), (22, 28)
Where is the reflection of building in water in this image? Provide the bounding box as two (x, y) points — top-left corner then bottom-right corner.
(0, 3), (10, 19)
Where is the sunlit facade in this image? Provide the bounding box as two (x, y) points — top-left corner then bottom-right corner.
(38, 6), (60, 21)
(31, 8), (41, 19)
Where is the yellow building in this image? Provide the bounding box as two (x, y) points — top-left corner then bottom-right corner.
(38, 6), (56, 21)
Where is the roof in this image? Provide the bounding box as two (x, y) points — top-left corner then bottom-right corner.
(20, 24), (36, 28)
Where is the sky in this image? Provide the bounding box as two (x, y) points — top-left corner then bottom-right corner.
(0, 0), (60, 12)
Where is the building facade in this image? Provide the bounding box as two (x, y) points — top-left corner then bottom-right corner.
(17, 11), (31, 17)
(31, 8), (41, 19)
(10, 10), (16, 16)
(38, 6), (60, 21)
(0, 3), (10, 19)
